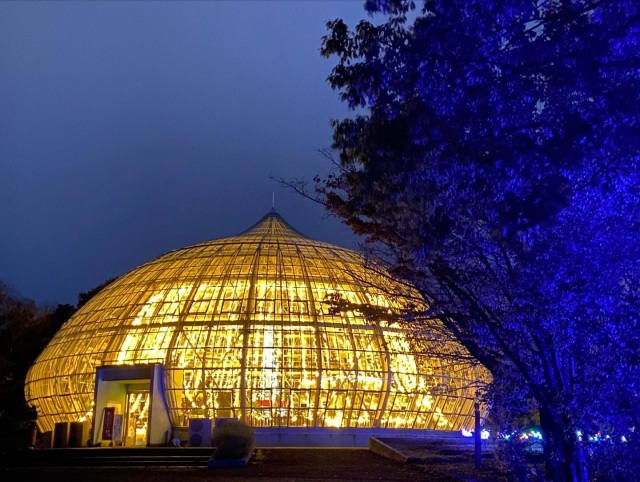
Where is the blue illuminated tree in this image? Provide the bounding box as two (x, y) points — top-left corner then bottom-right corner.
(317, 1), (640, 480)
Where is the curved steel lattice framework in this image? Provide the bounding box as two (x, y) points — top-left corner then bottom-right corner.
(25, 211), (490, 433)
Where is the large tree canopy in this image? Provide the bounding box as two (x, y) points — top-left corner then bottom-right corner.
(318, 1), (640, 480)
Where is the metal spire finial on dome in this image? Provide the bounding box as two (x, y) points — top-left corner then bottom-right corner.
(237, 208), (307, 238)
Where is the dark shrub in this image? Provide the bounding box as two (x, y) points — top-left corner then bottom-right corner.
(212, 420), (255, 460)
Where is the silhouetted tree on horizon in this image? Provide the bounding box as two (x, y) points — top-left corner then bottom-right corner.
(0, 276), (114, 447)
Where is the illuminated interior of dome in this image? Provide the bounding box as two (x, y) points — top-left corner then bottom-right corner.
(25, 210), (490, 435)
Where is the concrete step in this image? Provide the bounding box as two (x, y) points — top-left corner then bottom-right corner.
(0, 448), (213, 467)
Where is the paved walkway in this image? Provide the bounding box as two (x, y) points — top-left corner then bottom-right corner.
(1, 435), (506, 482)
(376, 436), (509, 482)
(375, 435), (495, 461)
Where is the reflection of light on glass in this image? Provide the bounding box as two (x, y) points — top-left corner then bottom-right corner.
(117, 287), (193, 364)
(324, 413), (343, 427)
(433, 407), (450, 427)
(262, 327), (276, 388)
(132, 293), (165, 326)
(421, 395), (433, 409)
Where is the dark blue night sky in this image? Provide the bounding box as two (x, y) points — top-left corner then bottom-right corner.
(0, 1), (369, 305)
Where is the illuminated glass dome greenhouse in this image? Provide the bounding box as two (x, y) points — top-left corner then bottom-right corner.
(25, 210), (489, 445)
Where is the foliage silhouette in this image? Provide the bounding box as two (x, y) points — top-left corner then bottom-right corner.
(308, 1), (640, 480)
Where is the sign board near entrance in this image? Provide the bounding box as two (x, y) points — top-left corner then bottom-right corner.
(112, 414), (123, 442)
(101, 407), (115, 440)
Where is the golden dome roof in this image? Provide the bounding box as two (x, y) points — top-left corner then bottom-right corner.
(25, 211), (488, 433)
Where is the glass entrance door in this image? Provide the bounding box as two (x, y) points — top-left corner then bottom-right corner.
(125, 390), (150, 446)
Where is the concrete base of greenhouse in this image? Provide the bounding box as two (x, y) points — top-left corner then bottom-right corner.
(253, 427), (465, 448)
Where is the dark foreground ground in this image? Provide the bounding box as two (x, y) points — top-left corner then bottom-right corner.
(1, 441), (513, 482)
(2, 449), (426, 482)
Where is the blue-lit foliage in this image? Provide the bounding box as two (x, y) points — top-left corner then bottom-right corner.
(320, 1), (640, 481)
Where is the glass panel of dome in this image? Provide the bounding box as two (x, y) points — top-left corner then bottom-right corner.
(25, 211), (491, 444)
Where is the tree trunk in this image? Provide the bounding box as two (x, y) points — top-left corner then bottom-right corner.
(540, 407), (589, 482)
(540, 407), (563, 481)
(575, 442), (589, 482)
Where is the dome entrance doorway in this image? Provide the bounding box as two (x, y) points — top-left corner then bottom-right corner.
(124, 389), (150, 446)
(91, 364), (172, 447)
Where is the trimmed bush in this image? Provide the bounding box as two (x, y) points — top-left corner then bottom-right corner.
(212, 420), (255, 460)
